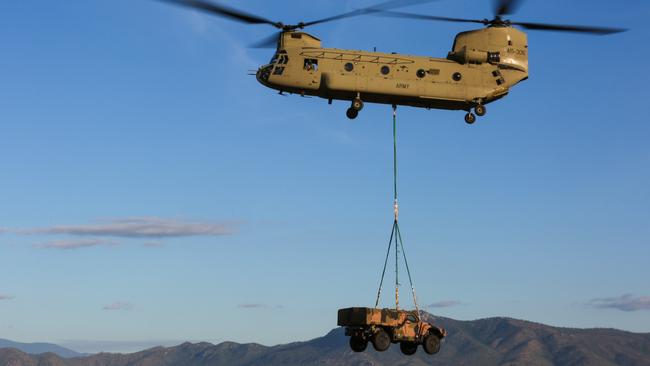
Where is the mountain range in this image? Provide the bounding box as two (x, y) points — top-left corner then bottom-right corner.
(1, 314), (649, 365)
(0, 339), (84, 358)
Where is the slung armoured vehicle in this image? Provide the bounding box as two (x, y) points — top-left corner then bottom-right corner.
(338, 307), (447, 356)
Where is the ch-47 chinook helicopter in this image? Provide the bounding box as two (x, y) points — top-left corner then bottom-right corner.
(160, 0), (625, 124)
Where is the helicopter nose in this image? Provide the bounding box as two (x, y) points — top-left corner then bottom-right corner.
(256, 64), (273, 86)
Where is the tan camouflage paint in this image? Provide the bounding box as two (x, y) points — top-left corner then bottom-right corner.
(257, 27), (528, 111)
(338, 307), (437, 342)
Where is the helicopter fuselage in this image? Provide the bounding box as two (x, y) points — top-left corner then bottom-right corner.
(256, 27), (529, 121)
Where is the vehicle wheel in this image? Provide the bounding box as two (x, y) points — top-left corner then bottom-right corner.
(423, 334), (441, 355)
(346, 108), (359, 120)
(399, 342), (418, 356)
(371, 329), (391, 352)
(352, 98), (364, 111)
(464, 112), (476, 124)
(475, 104), (486, 116)
(349, 336), (367, 352)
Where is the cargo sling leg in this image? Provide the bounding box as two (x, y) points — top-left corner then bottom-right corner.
(374, 105), (421, 316)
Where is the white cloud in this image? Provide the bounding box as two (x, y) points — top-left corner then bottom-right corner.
(588, 294), (650, 312)
(102, 302), (134, 311)
(34, 239), (114, 250)
(427, 300), (461, 308)
(22, 217), (235, 238)
(0, 294), (15, 301)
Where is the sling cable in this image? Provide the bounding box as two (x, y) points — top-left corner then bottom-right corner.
(374, 105), (421, 316)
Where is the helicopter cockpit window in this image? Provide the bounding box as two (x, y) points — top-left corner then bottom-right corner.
(272, 51), (288, 65)
(304, 58), (318, 71)
(273, 66), (285, 75)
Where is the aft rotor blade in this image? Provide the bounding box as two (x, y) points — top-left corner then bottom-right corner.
(159, 0), (281, 28)
(302, 0), (440, 27)
(513, 21), (627, 35)
(494, 0), (524, 16)
(377, 10), (486, 24)
(249, 32), (282, 48)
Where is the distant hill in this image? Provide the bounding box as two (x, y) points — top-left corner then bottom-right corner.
(0, 338), (84, 358)
(1, 314), (649, 365)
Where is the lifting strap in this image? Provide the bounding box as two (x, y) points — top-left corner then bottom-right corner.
(374, 105), (421, 317)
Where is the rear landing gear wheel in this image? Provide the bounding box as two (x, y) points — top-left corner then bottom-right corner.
(423, 334), (441, 355)
(352, 98), (364, 111)
(371, 329), (390, 352)
(349, 336), (367, 352)
(399, 342), (418, 355)
(346, 108), (359, 120)
(464, 112), (476, 124)
(475, 104), (486, 116)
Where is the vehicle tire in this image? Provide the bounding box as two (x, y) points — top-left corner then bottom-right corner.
(464, 112), (476, 124)
(352, 98), (364, 111)
(371, 329), (391, 352)
(475, 104), (486, 116)
(346, 108), (359, 120)
(423, 334), (441, 355)
(349, 336), (367, 352)
(399, 342), (418, 356)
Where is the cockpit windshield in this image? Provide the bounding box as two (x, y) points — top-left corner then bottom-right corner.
(270, 51), (288, 65)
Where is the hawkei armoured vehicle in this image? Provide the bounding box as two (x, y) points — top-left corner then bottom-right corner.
(337, 307), (447, 355)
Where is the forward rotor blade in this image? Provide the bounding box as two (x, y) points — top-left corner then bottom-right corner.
(159, 0), (280, 28)
(512, 21), (627, 35)
(302, 0), (440, 28)
(494, 0), (524, 16)
(377, 10), (486, 24)
(249, 32), (282, 48)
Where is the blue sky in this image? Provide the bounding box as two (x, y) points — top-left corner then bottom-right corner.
(1, 0), (649, 354)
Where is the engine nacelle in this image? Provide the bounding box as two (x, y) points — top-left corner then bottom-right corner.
(448, 26), (529, 75)
(447, 47), (501, 65)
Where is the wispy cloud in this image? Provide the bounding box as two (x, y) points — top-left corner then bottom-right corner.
(143, 242), (164, 248)
(588, 294), (650, 312)
(34, 239), (114, 250)
(0, 294), (15, 301)
(21, 217), (235, 238)
(178, 8), (257, 68)
(102, 302), (133, 311)
(427, 300), (461, 308)
(237, 303), (283, 309)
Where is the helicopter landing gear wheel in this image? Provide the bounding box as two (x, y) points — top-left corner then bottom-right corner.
(346, 108), (359, 120)
(464, 112), (476, 124)
(351, 98), (364, 111)
(474, 104), (486, 117)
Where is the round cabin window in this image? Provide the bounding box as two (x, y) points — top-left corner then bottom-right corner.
(344, 62), (354, 72)
(381, 65), (390, 75)
(452, 72), (462, 81)
(416, 69), (426, 78)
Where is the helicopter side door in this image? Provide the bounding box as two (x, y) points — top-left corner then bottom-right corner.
(298, 56), (321, 90)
